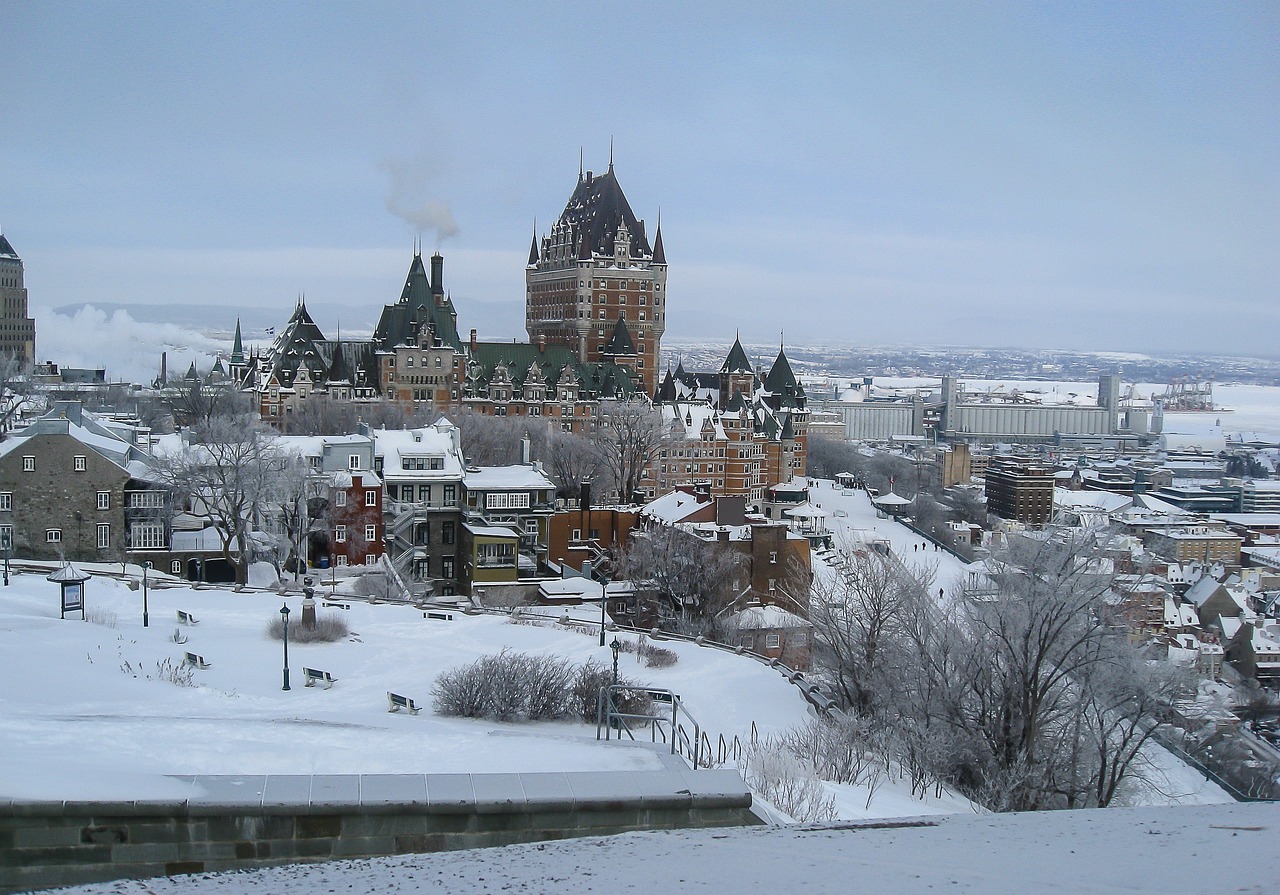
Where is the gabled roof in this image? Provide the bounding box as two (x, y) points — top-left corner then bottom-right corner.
(468, 341), (639, 400)
(553, 166), (653, 260)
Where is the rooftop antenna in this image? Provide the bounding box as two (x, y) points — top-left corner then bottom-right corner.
(579, 147), (584, 181)
(609, 136), (614, 171)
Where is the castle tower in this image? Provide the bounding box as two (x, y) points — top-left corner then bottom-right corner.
(525, 160), (666, 394)
(0, 234), (37, 362)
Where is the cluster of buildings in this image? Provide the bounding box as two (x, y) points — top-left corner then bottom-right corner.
(0, 163), (818, 652)
(211, 162), (807, 506)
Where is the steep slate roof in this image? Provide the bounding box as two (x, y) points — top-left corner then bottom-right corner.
(721, 336), (753, 374)
(554, 167), (653, 259)
(373, 253), (464, 353)
(762, 348), (806, 409)
(230, 319), (244, 365)
(0, 234), (18, 260)
(651, 225), (666, 264)
(602, 316), (637, 356)
(262, 301), (331, 387)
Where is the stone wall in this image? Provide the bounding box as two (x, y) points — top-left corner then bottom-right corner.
(0, 769), (756, 893)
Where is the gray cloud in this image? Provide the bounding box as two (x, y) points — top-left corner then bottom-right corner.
(380, 155), (460, 243)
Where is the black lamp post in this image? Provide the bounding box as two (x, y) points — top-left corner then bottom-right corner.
(610, 637), (621, 687)
(2, 528), (10, 586)
(142, 561), (151, 627)
(280, 603), (291, 691)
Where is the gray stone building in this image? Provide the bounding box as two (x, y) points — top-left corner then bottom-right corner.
(0, 402), (165, 563)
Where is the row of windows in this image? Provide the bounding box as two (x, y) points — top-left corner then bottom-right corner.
(21, 455), (88, 472)
(1, 491), (118, 511)
(333, 524), (379, 543)
(333, 490), (379, 507)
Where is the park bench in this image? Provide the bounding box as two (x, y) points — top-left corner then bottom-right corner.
(386, 692), (421, 715)
(424, 611), (454, 621)
(303, 667), (337, 689)
(323, 601), (350, 610)
(176, 610), (199, 626)
(184, 652), (211, 669)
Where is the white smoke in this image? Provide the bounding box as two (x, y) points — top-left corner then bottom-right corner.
(380, 155), (460, 242)
(36, 306), (225, 385)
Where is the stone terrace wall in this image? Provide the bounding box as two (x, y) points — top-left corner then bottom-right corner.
(0, 769), (756, 894)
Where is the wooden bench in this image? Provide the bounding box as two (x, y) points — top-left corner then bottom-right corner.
(387, 692), (421, 715)
(176, 610), (199, 626)
(184, 652), (211, 669)
(303, 667), (337, 689)
(424, 611), (455, 622)
(323, 601), (350, 610)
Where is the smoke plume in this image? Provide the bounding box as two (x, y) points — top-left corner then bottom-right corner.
(380, 155), (460, 243)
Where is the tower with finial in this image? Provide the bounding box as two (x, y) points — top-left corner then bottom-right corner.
(524, 149), (667, 394)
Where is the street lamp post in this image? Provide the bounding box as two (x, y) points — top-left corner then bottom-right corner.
(2, 528), (10, 586)
(142, 561), (151, 627)
(279, 603), (291, 691)
(610, 638), (621, 687)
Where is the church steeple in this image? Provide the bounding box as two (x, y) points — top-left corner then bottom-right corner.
(230, 318), (244, 365)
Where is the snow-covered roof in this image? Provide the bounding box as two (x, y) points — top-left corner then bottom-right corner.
(641, 489), (712, 524)
(464, 523), (520, 539)
(1053, 489), (1132, 514)
(731, 604), (810, 630)
(464, 465), (555, 491)
(872, 492), (912, 506)
(375, 425), (465, 479)
(783, 502), (828, 519)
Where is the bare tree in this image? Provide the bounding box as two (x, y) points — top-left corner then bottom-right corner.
(809, 545), (933, 716)
(539, 427), (603, 499)
(453, 410), (528, 466)
(808, 533), (1193, 812)
(264, 452), (317, 578)
(155, 415), (289, 585)
(164, 375), (253, 429)
(615, 525), (745, 634)
(284, 396), (432, 435)
(592, 398), (668, 503)
(0, 351), (33, 439)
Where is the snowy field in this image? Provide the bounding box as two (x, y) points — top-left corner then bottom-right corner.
(38, 801), (1280, 895)
(0, 565), (983, 821)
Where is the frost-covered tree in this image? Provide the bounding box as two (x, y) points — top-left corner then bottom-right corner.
(156, 416), (291, 585)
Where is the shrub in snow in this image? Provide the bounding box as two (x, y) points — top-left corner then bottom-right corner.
(639, 642), (678, 668)
(570, 660), (653, 724)
(433, 650), (576, 722)
(119, 657), (196, 688)
(266, 613), (349, 644)
(434, 653), (653, 724)
(85, 608), (118, 629)
(741, 742), (837, 823)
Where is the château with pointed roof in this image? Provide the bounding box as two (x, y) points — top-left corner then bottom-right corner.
(525, 159), (667, 395)
(650, 341), (809, 503)
(0, 233), (37, 362)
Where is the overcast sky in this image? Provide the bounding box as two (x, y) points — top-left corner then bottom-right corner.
(3, 2), (1277, 364)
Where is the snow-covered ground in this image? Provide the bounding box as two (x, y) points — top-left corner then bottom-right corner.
(38, 801), (1280, 895)
(805, 478), (979, 593)
(0, 567), (979, 821)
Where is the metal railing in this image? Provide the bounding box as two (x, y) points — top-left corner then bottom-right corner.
(596, 685), (716, 769)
